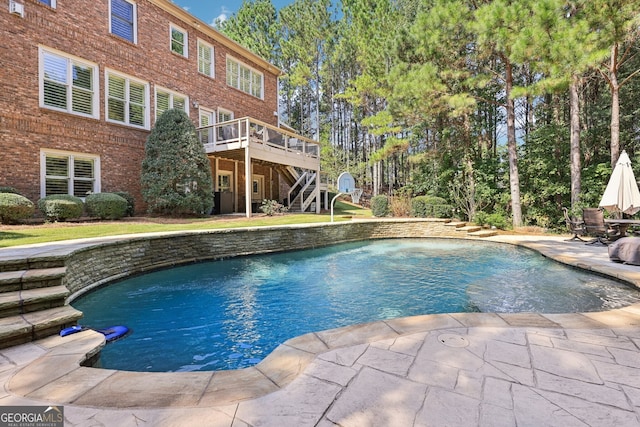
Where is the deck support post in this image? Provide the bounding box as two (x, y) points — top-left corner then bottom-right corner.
(245, 146), (252, 218)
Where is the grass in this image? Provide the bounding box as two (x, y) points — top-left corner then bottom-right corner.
(0, 200), (371, 248)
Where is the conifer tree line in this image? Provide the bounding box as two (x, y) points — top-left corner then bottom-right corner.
(218, 0), (640, 228)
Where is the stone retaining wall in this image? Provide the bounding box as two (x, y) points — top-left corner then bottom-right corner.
(63, 219), (460, 300)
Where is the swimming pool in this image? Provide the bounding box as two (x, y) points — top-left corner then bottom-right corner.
(73, 239), (640, 372)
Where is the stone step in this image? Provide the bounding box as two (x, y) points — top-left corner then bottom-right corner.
(0, 285), (69, 317)
(0, 255), (66, 273)
(468, 230), (499, 238)
(0, 267), (66, 292)
(0, 305), (82, 349)
(444, 221), (467, 228)
(455, 225), (482, 233)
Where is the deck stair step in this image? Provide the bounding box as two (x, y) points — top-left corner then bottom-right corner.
(468, 230), (499, 238)
(0, 267), (66, 292)
(0, 305), (82, 349)
(445, 221), (467, 228)
(456, 225), (482, 233)
(0, 285), (69, 317)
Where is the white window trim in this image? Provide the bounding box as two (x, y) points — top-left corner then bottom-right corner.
(39, 0), (56, 7)
(38, 46), (100, 119)
(109, 0), (137, 44)
(170, 24), (188, 58)
(218, 108), (234, 123)
(105, 69), (150, 130)
(197, 39), (215, 78)
(40, 149), (101, 198)
(199, 107), (216, 144)
(252, 174), (265, 200)
(155, 86), (189, 121)
(217, 171), (233, 192)
(225, 55), (264, 99)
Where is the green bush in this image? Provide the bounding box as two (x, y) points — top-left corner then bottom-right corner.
(141, 109), (214, 216)
(473, 211), (489, 226)
(0, 193), (35, 224)
(86, 193), (128, 220)
(410, 196), (453, 218)
(37, 194), (84, 221)
(113, 191), (135, 217)
(371, 195), (390, 217)
(486, 212), (509, 229)
(0, 186), (20, 195)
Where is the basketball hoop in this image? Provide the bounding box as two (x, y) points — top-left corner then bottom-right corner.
(349, 188), (363, 204)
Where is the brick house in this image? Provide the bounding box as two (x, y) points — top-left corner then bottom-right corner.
(0, 0), (323, 216)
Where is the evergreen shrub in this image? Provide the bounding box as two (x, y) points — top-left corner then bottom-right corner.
(141, 109), (214, 216)
(86, 193), (128, 220)
(371, 195), (390, 217)
(0, 187), (20, 194)
(0, 193), (35, 224)
(411, 196), (453, 218)
(113, 191), (135, 216)
(37, 195), (84, 221)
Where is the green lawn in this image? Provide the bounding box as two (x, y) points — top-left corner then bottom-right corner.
(0, 200), (371, 248)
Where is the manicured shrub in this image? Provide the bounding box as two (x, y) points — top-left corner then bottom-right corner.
(486, 212), (509, 229)
(141, 109), (214, 216)
(0, 193), (35, 224)
(0, 186), (20, 195)
(113, 191), (135, 217)
(37, 194), (84, 222)
(371, 195), (390, 217)
(86, 193), (128, 220)
(411, 196), (453, 218)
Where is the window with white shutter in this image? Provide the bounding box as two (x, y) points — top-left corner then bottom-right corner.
(41, 151), (100, 198)
(198, 40), (214, 78)
(106, 70), (149, 129)
(155, 87), (188, 121)
(225, 56), (263, 99)
(40, 48), (99, 118)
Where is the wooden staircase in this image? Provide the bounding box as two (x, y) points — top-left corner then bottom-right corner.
(0, 257), (82, 349)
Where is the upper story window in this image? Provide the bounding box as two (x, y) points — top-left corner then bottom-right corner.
(155, 87), (188, 121)
(106, 70), (149, 129)
(218, 108), (233, 123)
(41, 150), (100, 198)
(226, 57), (263, 99)
(39, 47), (99, 119)
(38, 0), (56, 7)
(170, 24), (188, 57)
(197, 40), (214, 77)
(110, 0), (137, 44)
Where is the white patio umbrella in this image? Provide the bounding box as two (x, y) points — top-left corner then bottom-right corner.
(599, 150), (640, 215)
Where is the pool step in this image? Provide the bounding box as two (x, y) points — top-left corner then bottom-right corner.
(0, 285), (70, 317)
(445, 221), (467, 228)
(0, 305), (83, 349)
(0, 267), (66, 292)
(0, 255), (66, 272)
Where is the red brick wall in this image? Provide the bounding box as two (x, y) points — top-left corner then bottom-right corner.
(0, 0), (279, 212)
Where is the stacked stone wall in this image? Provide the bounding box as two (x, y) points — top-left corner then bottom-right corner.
(63, 220), (460, 298)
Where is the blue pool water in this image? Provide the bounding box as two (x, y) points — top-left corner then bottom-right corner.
(73, 239), (640, 372)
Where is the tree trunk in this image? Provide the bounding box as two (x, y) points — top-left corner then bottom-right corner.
(609, 43), (620, 167)
(570, 75), (581, 209)
(505, 60), (522, 227)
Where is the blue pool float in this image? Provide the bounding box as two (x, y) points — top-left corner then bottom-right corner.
(60, 325), (130, 343)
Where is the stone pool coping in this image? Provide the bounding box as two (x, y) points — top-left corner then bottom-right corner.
(2, 220), (640, 409)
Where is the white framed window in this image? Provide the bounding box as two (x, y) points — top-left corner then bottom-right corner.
(226, 56), (263, 99)
(218, 108), (233, 123)
(170, 24), (188, 57)
(252, 175), (264, 200)
(218, 171), (232, 192)
(39, 47), (99, 119)
(197, 39), (214, 77)
(38, 0), (56, 7)
(155, 87), (188, 121)
(199, 108), (215, 144)
(110, 0), (137, 44)
(106, 70), (150, 129)
(40, 150), (101, 198)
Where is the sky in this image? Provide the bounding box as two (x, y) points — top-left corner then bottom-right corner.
(173, 1), (294, 27)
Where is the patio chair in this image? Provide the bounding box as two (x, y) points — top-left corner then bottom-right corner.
(582, 208), (620, 246)
(562, 207), (586, 242)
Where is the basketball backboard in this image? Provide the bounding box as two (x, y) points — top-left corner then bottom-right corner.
(337, 172), (355, 193)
